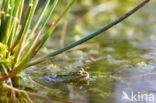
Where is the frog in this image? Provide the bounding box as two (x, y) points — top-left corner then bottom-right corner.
(44, 69), (93, 83)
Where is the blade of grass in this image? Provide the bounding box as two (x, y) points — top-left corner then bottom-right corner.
(27, 0), (150, 67)
(0, 0), (12, 42)
(0, 0), (5, 10)
(4, 0), (15, 45)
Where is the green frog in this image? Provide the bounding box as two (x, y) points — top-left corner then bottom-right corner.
(47, 69), (92, 83)
(29, 68), (94, 85)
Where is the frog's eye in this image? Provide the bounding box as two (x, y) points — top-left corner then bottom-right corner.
(78, 71), (81, 74)
(77, 71), (82, 74)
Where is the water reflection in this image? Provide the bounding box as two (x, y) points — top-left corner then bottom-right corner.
(115, 63), (156, 103)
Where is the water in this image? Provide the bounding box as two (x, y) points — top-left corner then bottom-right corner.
(23, 38), (155, 103)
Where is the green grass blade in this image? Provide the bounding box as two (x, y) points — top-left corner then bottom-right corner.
(0, 0), (11, 42)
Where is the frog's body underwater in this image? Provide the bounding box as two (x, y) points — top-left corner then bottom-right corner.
(43, 69), (94, 83)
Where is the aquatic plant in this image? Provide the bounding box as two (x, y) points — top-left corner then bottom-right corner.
(0, 0), (150, 102)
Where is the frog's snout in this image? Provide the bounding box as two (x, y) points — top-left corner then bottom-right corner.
(83, 72), (90, 78)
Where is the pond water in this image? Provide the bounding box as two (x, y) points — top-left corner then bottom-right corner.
(0, 0), (156, 103)
(25, 39), (156, 103)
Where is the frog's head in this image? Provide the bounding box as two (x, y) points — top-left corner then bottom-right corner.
(75, 69), (89, 79)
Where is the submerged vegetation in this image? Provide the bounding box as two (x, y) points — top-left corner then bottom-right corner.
(0, 0), (151, 102)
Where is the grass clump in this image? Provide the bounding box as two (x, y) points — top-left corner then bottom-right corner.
(0, 0), (76, 80)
